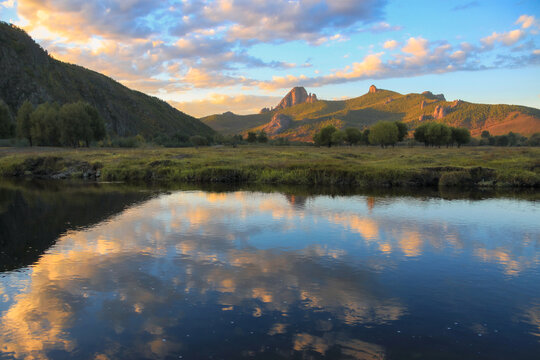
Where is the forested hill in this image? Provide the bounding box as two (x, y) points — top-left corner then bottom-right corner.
(0, 22), (214, 138)
(202, 86), (540, 141)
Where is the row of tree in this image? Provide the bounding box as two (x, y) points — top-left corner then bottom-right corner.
(477, 130), (539, 147)
(413, 122), (471, 147)
(15, 101), (106, 147)
(312, 121), (472, 148)
(313, 121), (408, 147)
(246, 131), (269, 143)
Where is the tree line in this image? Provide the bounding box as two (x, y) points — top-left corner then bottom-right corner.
(313, 121), (411, 148)
(10, 100), (106, 147)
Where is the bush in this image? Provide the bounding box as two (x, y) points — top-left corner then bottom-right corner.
(190, 135), (208, 148)
(528, 133), (540, 146)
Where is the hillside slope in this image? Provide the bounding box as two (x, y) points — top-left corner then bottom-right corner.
(0, 22), (214, 138)
(202, 86), (540, 141)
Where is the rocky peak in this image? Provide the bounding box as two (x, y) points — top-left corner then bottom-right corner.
(275, 87), (317, 110)
(369, 85), (378, 93)
(422, 91), (446, 101)
(259, 107), (271, 114)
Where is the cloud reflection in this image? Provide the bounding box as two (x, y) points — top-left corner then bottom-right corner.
(0, 190), (538, 358)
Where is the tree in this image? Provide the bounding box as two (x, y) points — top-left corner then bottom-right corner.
(527, 133), (540, 146)
(59, 102), (92, 147)
(495, 135), (509, 146)
(247, 131), (257, 143)
(481, 130), (491, 138)
(425, 123), (451, 147)
(414, 123), (429, 146)
(344, 127), (362, 145)
(30, 102), (61, 146)
(394, 121), (408, 142)
(451, 127), (471, 148)
(0, 102), (13, 139)
(369, 121), (398, 148)
(16, 100), (34, 145)
(257, 131), (268, 143)
(331, 130), (346, 146)
(361, 129), (370, 145)
(313, 125), (337, 147)
(84, 103), (106, 144)
(189, 135), (208, 148)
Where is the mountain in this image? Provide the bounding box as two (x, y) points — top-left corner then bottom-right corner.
(0, 22), (214, 138)
(201, 85), (540, 141)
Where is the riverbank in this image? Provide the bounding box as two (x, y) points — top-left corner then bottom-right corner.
(0, 146), (538, 187)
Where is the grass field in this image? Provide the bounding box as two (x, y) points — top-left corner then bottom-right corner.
(0, 145), (538, 187)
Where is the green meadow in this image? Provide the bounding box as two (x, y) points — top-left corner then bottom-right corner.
(0, 145), (538, 187)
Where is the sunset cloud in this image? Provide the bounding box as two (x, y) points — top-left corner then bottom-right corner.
(383, 40), (398, 49)
(2, 1), (539, 115)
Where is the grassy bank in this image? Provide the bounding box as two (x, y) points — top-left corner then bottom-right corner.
(0, 146), (538, 187)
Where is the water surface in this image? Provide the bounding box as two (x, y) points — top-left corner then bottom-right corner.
(0, 183), (539, 359)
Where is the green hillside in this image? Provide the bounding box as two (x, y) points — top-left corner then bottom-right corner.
(202, 87), (540, 141)
(0, 22), (214, 138)
(202, 111), (272, 134)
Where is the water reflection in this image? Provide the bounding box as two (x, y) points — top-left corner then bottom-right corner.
(0, 188), (539, 359)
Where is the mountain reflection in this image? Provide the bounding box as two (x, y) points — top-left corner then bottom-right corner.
(0, 190), (539, 359)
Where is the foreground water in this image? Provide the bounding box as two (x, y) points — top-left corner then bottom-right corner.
(0, 182), (539, 359)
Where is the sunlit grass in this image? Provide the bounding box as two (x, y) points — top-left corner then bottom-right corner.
(0, 146), (538, 187)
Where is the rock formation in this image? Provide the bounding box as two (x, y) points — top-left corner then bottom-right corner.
(262, 113), (292, 135)
(385, 97), (393, 104)
(422, 91), (446, 101)
(420, 100), (426, 110)
(369, 85), (378, 93)
(451, 100), (462, 108)
(433, 105), (447, 119)
(259, 107), (271, 114)
(275, 87), (317, 110)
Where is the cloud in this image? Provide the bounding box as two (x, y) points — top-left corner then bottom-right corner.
(383, 40), (398, 49)
(0, 0), (14, 8)
(451, 1), (479, 11)
(362, 21), (402, 33)
(170, 94), (282, 118)
(9, 3), (540, 113)
(402, 37), (429, 58)
(516, 15), (539, 30)
(481, 29), (525, 48)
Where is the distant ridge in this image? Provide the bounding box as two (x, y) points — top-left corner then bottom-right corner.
(0, 22), (214, 138)
(202, 85), (540, 141)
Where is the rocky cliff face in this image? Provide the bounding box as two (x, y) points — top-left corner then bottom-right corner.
(433, 105), (447, 119)
(275, 87), (317, 110)
(369, 85), (378, 93)
(262, 113), (292, 135)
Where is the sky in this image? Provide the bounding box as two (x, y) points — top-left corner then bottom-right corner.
(0, 0), (539, 117)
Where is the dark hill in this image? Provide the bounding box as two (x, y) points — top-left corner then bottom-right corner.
(0, 22), (214, 138)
